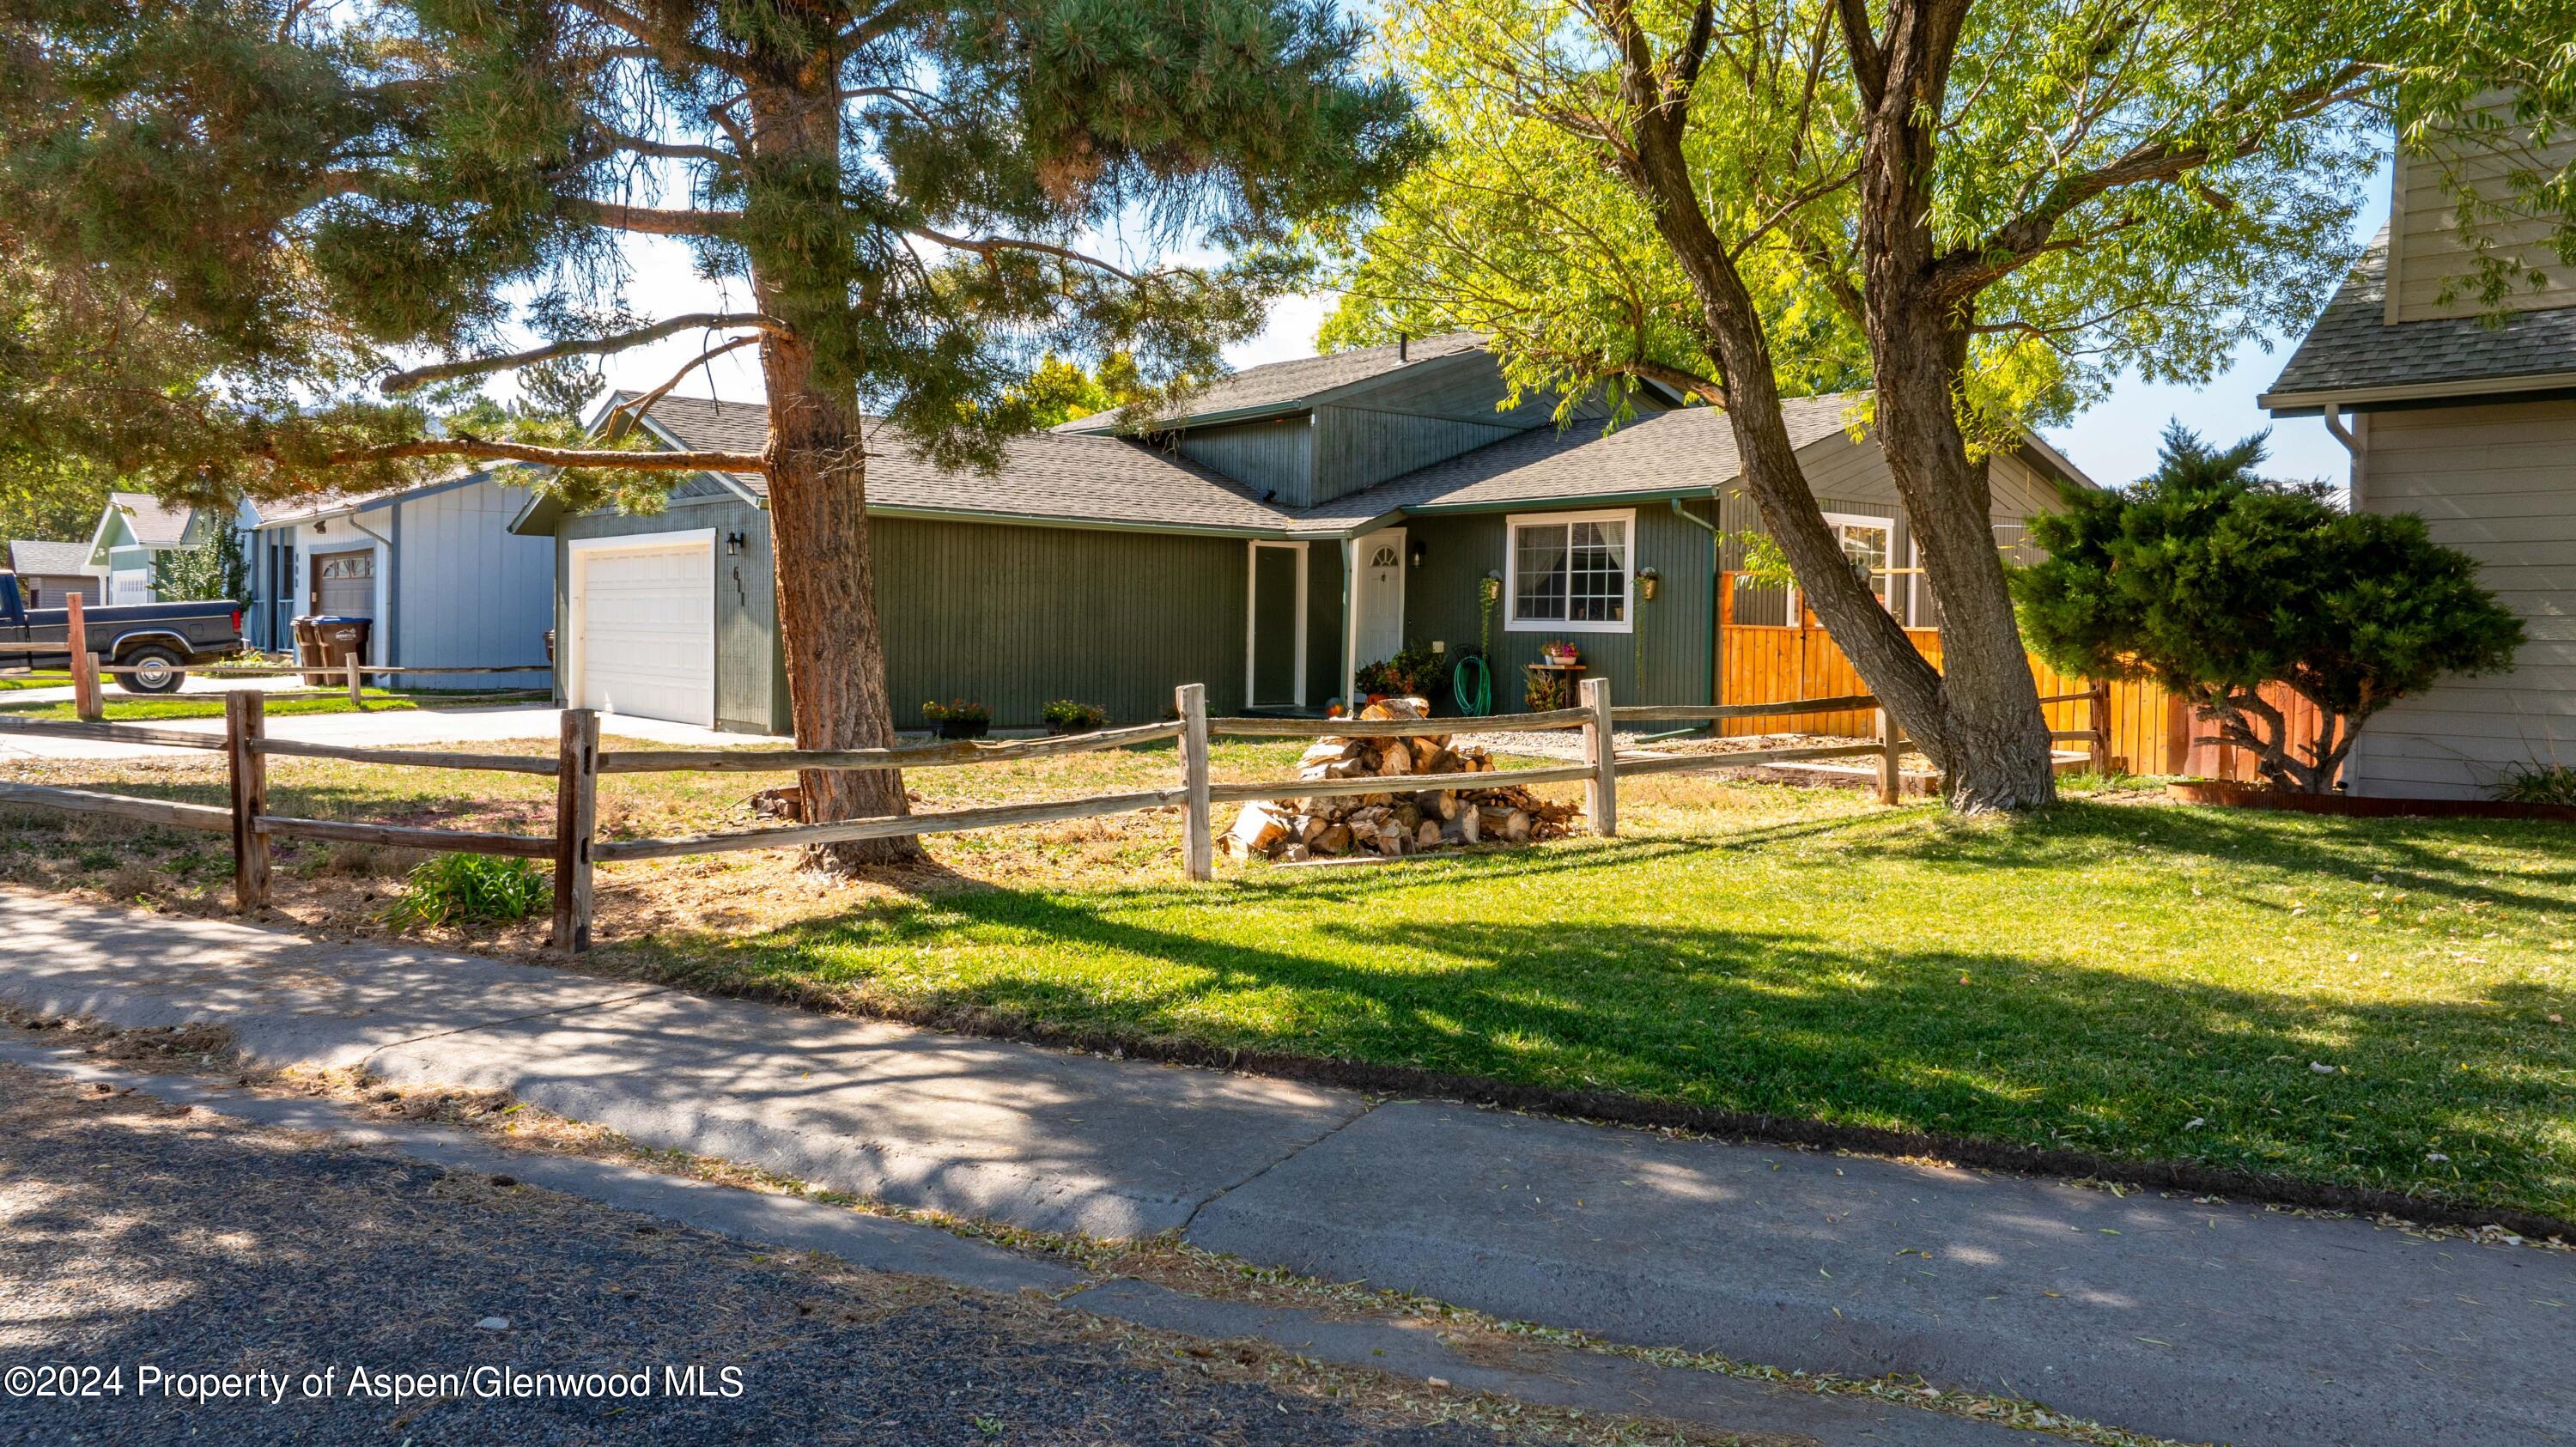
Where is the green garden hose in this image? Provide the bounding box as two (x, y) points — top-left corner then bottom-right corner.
(1452, 653), (1492, 716)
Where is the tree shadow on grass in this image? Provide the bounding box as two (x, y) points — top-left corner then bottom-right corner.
(1883, 799), (2576, 915)
(655, 849), (2576, 1219)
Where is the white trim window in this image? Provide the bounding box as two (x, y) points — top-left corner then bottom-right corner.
(1506, 508), (1634, 633)
(1784, 513), (1895, 622)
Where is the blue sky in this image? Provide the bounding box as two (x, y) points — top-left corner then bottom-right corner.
(588, 160), (2391, 496)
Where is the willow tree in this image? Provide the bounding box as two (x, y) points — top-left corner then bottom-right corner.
(1, 0), (1416, 868)
(1327, 0), (2573, 811)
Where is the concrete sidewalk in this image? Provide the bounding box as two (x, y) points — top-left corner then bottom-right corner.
(3, 890), (2567, 1447)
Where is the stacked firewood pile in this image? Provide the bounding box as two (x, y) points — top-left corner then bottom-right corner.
(1224, 697), (1580, 861)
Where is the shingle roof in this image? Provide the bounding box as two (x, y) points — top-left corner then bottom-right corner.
(7, 538), (90, 575)
(252, 470), (484, 527)
(107, 491), (194, 547)
(2263, 231), (2576, 406)
(1283, 392), (1867, 533)
(1055, 331), (1489, 433)
(629, 392), (1299, 534)
(623, 389), (1904, 537)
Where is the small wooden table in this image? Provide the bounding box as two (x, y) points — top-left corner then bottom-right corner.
(1523, 661), (1586, 711)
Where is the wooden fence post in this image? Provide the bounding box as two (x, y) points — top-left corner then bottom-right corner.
(552, 708), (598, 953)
(225, 690), (270, 911)
(1176, 683), (1212, 881)
(1581, 676), (1617, 838)
(65, 593), (103, 722)
(345, 654), (364, 708)
(2088, 679), (2111, 775)
(2162, 690), (2191, 776)
(1874, 706), (1901, 806)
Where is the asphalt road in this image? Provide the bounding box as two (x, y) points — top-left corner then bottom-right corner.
(0, 1065), (1550, 1447)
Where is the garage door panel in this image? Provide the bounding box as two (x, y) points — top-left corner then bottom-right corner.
(574, 539), (714, 727)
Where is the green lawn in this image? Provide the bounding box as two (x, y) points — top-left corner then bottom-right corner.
(629, 791), (2576, 1223)
(4, 736), (2572, 1222)
(0, 672), (72, 692)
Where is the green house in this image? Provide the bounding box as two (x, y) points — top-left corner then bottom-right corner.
(510, 336), (2092, 733)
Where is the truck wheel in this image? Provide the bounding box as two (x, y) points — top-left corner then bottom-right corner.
(116, 647), (187, 696)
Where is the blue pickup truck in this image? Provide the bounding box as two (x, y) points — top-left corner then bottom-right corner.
(0, 575), (247, 694)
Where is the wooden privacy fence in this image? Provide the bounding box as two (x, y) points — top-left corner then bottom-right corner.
(1716, 573), (2313, 782)
(0, 677), (2026, 952)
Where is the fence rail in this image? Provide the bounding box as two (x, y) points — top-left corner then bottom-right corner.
(598, 720), (1181, 775)
(1, 674), (2121, 953)
(0, 779), (233, 832)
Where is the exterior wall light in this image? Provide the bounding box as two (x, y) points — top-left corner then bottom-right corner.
(725, 531), (746, 556)
(1410, 539), (1427, 568)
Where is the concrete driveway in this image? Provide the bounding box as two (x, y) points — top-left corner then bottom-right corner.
(0, 702), (756, 762)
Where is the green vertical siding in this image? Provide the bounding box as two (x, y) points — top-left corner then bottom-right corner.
(1250, 547), (1299, 704)
(1400, 502), (1714, 710)
(1176, 419), (1314, 504)
(871, 516), (1248, 728)
(1306, 542), (1346, 706)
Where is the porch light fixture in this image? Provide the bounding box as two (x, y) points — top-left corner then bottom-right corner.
(725, 531), (746, 556)
(1409, 539), (1426, 568)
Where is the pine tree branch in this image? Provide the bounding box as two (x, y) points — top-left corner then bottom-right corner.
(379, 313), (787, 394)
(604, 334), (764, 431)
(907, 228), (1148, 285)
(560, 198), (741, 237)
(563, 0), (758, 82)
(589, 124), (732, 166)
(324, 436), (769, 473)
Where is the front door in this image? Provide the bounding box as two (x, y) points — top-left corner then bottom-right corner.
(1350, 527), (1406, 680)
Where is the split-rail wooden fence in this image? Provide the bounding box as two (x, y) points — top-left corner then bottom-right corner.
(2, 677), (2079, 953)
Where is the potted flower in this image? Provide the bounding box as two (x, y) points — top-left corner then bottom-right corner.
(1042, 699), (1109, 735)
(921, 699), (992, 740)
(1541, 641), (1581, 667)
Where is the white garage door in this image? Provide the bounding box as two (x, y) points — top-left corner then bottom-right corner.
(571, 537), (714, 727)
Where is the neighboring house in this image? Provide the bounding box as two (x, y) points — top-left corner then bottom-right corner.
(246, 470), (555, 682)
(509, 338), (2089, 733)
(5, 539), (100, 608)
(79, 490), (228, 604)
(2261, 112), (2576, 799)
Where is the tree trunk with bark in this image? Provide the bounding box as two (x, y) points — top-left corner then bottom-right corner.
(743, 27), (920, 872)
(1616, 106), (1957, 788)
(1862, 305), (2058, 812)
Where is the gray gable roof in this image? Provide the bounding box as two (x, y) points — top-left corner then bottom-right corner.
(107, 491), (195, 548)
(629, 392), (1298, 534)
(602, 384), (2083, 539)
(1056, 331), (1489, 433)
(1283, 392), (1868, 533)
(8, 538), (90, 575)
(254, 469), (485, 528)
(2263, 232), (2576, 408)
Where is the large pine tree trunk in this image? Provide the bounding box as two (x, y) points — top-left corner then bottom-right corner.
(742, 31), (920, 872)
